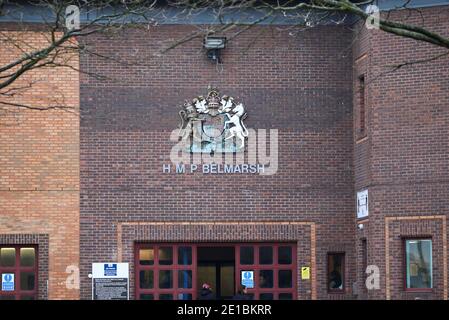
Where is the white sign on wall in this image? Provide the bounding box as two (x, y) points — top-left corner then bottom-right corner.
(92, 263), (129, 300)
(357, 189), (369, 219)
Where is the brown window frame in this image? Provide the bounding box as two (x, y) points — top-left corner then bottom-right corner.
(0, 245), (38, 300)
(327, 252), (345, 293)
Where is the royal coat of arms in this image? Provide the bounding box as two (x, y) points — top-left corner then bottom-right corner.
(178, 88), (248, 153)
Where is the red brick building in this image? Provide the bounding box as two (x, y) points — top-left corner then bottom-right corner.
(0, 30), (80, 300)
(0, 1), (448, 300)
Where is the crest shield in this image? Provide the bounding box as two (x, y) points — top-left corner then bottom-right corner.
(178, 88), (248, 153)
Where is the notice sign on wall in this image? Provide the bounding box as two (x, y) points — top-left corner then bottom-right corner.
(93, 278), (128, 300)
(1, 273), (14, 291)
(301, 267), (310, 280)
(92, 263), (129, 300)
(241, 270), (254, 289)
(357, 189), (369, 219)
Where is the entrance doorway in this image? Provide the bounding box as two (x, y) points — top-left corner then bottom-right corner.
(135, 243), (297, 300)
(197, 246), (234, 299)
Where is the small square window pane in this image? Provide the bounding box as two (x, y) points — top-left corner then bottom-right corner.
(140, 294), (154, 300)
(178, 293), (192, 300)
(259, 247), (273, 265)
(0, 248), (15, 267)
(178, 270), (192, 289)
(159, 294), (173, 300)
(178, 247), (192, 265)
(240, 247), (254, 265)
(279, 270), (292, 288)
(20, 248), (35, 267)
(246, 293), (255, 300)
(139, 248), (154, 265)
(159, 247), (173, 265)
(139, 270), (154, 289)
(406, 239), (432, 289)
(20, 272), (35, 291)
(279, 293), (293, 300)
(159, 270), (173, 289)
(278, 246), (292, 264)
(259, 293), (273, 300)
(259, 270), (273, 288)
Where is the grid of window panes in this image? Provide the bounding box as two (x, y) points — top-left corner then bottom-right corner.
(136, 244), (195, 300)
(236, 244), (297, 300)
(405, 239), (432, 290)
(0, 246), (38, 300)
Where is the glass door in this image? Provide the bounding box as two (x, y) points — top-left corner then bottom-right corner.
(235, 244), (297, 300)
(135, 242), (297, 300)
(135, 244), (196, 300)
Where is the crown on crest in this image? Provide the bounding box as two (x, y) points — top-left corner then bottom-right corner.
(206, 87), (220, 109)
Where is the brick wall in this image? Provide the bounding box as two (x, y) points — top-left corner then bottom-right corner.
(79, 24), (355, 299)
(353, 6), (449, 299)
(0, 30), (80, 299)
(2, 4), (447, 301)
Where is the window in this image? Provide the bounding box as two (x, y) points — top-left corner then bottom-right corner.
(158, 247), (173, 265)
(139, 248), (154, 265)
(135, 244), (195, 300)
(236, 244), (297, 300)
(0, 245), (38, 300)
(357, 74), (367, 139)
(259, 270), (273, 288)
(327, 253), (345, 292)
(405, 239), (432, 290)
(240, 247), (254, 265)
(278, 246), (292, 265)
(178, 247), (192, 265)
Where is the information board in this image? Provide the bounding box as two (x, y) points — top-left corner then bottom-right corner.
(92, 262), (129, 300)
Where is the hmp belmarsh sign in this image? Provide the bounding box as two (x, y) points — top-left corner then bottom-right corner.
(163, 163), (265, 174)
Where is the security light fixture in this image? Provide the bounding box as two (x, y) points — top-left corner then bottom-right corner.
(204, 36), (226, 49)
(204, 36), (226, 63)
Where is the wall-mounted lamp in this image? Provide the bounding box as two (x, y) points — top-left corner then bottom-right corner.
(203, 36), (226, 63)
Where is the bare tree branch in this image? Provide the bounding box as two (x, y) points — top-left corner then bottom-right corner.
(0, 100), (77, 112)
(1, 0), (449, 112)
(368, 50), (449, 84)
